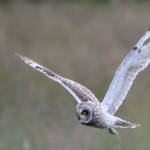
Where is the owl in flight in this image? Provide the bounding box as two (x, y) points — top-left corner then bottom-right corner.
(17, 30), (150, 135)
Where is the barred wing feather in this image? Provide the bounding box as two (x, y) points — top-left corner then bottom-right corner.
(16, 54), (99, 104)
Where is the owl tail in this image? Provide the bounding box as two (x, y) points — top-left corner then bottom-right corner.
(108, 118), (140, 135)
(114, 118), (140, 129)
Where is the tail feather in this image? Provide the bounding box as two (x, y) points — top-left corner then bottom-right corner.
(115, 119), (140, 129)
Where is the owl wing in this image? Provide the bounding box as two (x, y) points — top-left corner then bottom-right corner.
(101, 30), (150, 115)
(16, 54), (100, 104)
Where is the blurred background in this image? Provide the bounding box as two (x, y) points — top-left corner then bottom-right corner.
(0, 0), (150, 150)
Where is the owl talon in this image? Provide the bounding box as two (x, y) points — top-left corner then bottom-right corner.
(108, 128), (118, 135)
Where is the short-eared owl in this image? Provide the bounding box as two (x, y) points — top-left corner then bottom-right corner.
(17, 30), (150, 135)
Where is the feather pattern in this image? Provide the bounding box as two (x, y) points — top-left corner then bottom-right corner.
(16, 54), (99, 104)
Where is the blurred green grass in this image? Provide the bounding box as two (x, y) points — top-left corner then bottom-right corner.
(0, 1), (150, 150)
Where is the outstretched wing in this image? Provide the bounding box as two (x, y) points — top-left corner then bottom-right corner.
(16, 54), (99, 104)
(101, 30), (150, 115)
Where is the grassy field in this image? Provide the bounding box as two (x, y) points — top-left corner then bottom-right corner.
(0, 1), (150, 150)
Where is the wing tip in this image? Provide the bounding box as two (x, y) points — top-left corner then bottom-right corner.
(15, 52), (20, 57)
(15, 53), (25, 60)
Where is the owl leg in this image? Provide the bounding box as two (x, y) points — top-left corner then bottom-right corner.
(108, 128), (118, 135)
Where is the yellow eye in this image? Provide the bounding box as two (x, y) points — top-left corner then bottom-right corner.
(81, 110), (88, 115)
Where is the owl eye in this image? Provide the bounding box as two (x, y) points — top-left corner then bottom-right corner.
(81, 110), (88, 115)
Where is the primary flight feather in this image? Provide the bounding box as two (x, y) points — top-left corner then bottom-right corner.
(16, 29), (150, 135)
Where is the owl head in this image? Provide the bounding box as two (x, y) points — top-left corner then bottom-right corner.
(76, 103), (93, 125)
